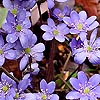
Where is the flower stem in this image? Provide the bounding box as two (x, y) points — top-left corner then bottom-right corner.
(29, 56), (32, 73)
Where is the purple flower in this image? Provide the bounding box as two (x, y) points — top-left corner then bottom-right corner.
(63, 10), (99, 40)
(3, 0), (31, 16)
(47, 0), (55, 9)
(23, 63), (40, 75)
(0, 35), (16, 66)
(31, 63), (40, 75)
(53, 6), (68, 21)
(26, 63), (40, 75)
(12, 79), (31, 100)
(35, 79), (59, 100)
(6, 78), (35, 100)
(0, 72), (16, 100)
(41, 18), (69, 42)
(24, 93), (36, 100)
(3, 0), (24, 16)
(20, 0), (36, 10)
(70, 38), (83, 52)
(2, 11), (32, 46)
(14, 34), (45, 70)
(70, 28), (100, 64)
(66, 71), (100, 100)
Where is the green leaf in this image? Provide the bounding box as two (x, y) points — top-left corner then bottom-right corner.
(0, 8), (8, 28)
(86, 68), (97, 72)
(55, 79), (63, 87)
(69, 71), (77, 78)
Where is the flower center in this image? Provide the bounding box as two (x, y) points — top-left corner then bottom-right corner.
(87, 45), (92, 52)
(42, 94), (47, 100)
(16, 24), (22, 32)
(25, 48), (31, 54)
(77, 23), (83, 30)
(58, 13), (64, 18)
(0, 49), (3, 54)
(11, 9), (17, 15)
(53, 30), (59, 35)
(2, 85), (9, 93)
(84, 87), (90, 94)
(14, 93), (19, 99)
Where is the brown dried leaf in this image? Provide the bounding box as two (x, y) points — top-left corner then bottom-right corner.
(3, 59), (22, 79)
(75, 0), (99, 16)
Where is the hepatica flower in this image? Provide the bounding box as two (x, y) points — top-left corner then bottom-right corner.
(41, 18), (69, 42)
(0, 72), (16, 100)
(2, 11), (31, 47)
(66, 71), (100, 100)
(63, 10), (99, 40)
(8, 78), (32, 100)
(47, 0), (55, 9)
(26, 63), (40, 75)
(31, 63), (40, 75)
(5, 76), (36, 100)
(20, 0), (36, 10)
(70, 37), (83, 53)
(35, 79), (59, 100)
(53, 6), (68, 21)
(0, 35), (16, 66)
(3, 0), (24, 16)
(70, 28), (100, 64)
(15, 33), (45, 70)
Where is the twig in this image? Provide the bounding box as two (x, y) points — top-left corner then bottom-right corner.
(59, 76), (73, 90)
(1, 67), (19, 83)
(59, 64), (83, 89)
(62, 51), (71, 72)
(66, 64), (83, 82)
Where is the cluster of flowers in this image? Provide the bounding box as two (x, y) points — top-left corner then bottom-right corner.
(1, 0), (45, 72)
(41, 0), (100, 65)
(0, 0), (66, 100)
(1, 71), (100, 100)
(0, 0), (100, 100)
(66, 71), (100, 100)
(41, 0), (100, 99)
(0, 72), (59, 100)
